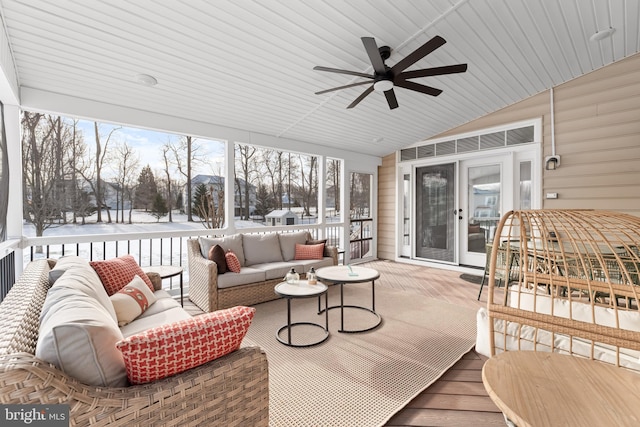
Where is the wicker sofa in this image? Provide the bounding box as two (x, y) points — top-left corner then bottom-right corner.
(0, 258), (269, 427)
(187, 230), (338, 312)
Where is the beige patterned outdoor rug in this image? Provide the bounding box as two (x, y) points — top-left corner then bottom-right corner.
(244, 282), (477, 427)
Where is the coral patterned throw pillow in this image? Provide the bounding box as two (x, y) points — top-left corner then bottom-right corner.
(294, 243), (325, 260)
(116, 306), (255, 384)
(90, 255), (154, 295)
(225, 251), (242, 273)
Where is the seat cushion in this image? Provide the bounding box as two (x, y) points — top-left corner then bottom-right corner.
(217, 267), (266, 289)
(117, 306), (255, 384)
(251, 261), (305, 281)
(242, 233), (284, 266)
(47, 255), (118, 323)
(278, 231), (310, 261)
(36, 286), (127, 387)
(294, 257), (335, 273)
(199, 234), (245, 266)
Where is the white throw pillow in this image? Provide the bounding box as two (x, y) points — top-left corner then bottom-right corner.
(110, 275), (158, 326)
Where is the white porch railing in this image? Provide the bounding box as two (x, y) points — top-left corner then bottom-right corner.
(0, 220), (378, 302)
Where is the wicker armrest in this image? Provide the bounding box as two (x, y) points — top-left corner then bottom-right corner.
(325, 245), (339, 265)
(0, 346), (269, 427)
(145, 272), (162, 291)
(187, 239), (219, 312)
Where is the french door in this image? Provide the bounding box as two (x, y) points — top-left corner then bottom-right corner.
(458, 155), (512, 266)
(415, 163), (456, 263)
(409, 151), (536, 268)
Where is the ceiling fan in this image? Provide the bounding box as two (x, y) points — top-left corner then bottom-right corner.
(314, 35), (467, 110)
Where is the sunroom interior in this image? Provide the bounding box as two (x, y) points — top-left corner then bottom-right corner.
(1, 1), (640, 426)
(1, 1), (639, 278)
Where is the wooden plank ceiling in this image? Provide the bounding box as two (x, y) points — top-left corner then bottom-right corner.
(1, 0), (638, 157)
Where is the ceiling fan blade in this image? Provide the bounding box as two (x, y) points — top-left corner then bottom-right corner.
(384, 89), (399, 110)
(399, 63), (468, 80)
(347, 86), (374, 109)
(315, 80), (372, 95)
(313, 66), (374, 79)
(361, 37), (386, 74)
(390, 35), (446, 74)
(395, 79), (443, 97)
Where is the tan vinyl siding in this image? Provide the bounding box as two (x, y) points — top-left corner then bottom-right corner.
(377, 154), (396, 260)
(377, 52), (640, 260)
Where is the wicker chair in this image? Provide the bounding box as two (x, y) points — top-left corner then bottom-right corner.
(0, 259), (269, 426)
(477, 242), (519, 300)
(484, 209), (640, 370)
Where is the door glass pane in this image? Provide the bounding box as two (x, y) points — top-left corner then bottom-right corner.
(349, 172), (372, 261)
(520, 161), (532, 209)
(415, 164), (455, 262)
(403, 174), (410, 246)
(468, 165), (501, 252)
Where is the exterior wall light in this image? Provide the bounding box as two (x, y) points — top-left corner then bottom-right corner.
(545, 155), (560, 170)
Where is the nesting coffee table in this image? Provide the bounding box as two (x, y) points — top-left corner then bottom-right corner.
(316, 265), (381, 333)
(274, 280), (329, 347)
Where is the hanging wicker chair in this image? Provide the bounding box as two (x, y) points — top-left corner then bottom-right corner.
(485, 209), (640, 370)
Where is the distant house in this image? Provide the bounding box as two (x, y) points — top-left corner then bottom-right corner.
(186, 174), (256, 217)
(265, 209), (298, 226)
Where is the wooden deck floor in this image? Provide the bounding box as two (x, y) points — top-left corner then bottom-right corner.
(180, 259), (505, 426)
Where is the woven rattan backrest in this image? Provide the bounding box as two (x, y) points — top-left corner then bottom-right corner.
(0, 259), (52, 355)
(487, 209), (640, 364)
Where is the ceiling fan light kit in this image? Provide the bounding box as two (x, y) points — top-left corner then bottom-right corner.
(373, 80), (394, 92)
(590, 27), (615, 42)
(314, 35), (467, 110)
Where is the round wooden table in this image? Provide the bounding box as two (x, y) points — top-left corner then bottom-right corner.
(315, 265), (381, 333)
(482, 351), (640, 427)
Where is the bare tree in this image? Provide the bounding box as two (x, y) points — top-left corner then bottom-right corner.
(327, 159), (341, 215)
(262, 150), (285, 210)
(21, 112), (58, 239)
(234, 144), (257, 220)
(65, 119), (89, 224)
(161, 144), (173, 222)
(92, 123), (120, 223)
(114, 141), (139, 223)
(170, 135), (205, 222)
(195, 184), (225, 229)
(299, 154), (318, 217)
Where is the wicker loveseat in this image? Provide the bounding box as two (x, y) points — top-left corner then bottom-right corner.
(476, 209), (640, 371)
(187, 230), (338, 312)
(0, 258), (269, 426)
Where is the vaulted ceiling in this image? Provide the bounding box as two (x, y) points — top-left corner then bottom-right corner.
(1, 0), (638, 157)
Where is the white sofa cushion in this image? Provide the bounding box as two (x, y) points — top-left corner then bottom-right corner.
(47, 255), (118, 324)
(242, 233), (284, 266)
(251, 261), (305, 281)
(199, 234), (245, 266)
(217, 267), (266, 289)
(278, 231), (310, 261)
(36, 285), (127, 387)
(296, 257), (336, 273)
